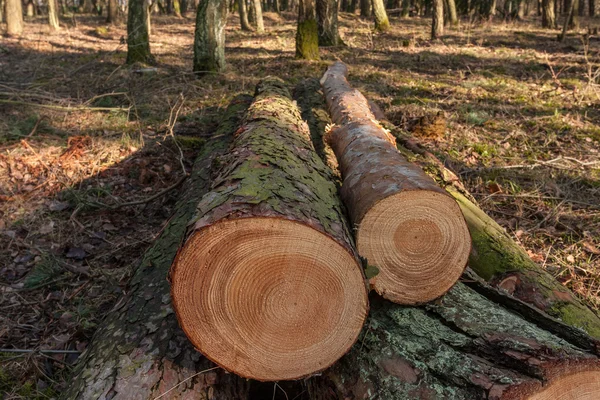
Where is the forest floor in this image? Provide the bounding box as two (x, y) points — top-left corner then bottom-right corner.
(1, 11), (600, 399)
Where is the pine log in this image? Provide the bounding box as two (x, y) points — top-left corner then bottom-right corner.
(320, 61), (471, 305)
(169, 78), (369, 382)
(309, 282), (600, 400)
(63, 96), (253, 400)
(367, 99), (600, 340)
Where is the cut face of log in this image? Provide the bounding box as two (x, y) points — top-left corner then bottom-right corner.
(321, 62), (470, 305)
(170, 78), (368, 381)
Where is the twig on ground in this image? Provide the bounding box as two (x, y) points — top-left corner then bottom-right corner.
(152, 366), (220, 400)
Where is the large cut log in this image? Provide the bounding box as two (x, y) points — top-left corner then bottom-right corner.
(63, 96), (253, 400)
(293, 81), (600, 399)
(366, 99), (600, 340)
(308, 281), (600, 400)
(169, 78), (369, 382)
(320, 61), (471, 305)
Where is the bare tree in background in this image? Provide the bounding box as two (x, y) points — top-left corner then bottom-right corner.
(49, 0), (60, 29)
(6, 0), (24, 36)
(372, 0), (390, 31)
(127, 0), (153, 64)
(316, 0), (342, 45)
(432, 0), (444, 39)
(193, 0), (228, 74)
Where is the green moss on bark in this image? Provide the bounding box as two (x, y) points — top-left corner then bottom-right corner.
(296, 19), (320, 60)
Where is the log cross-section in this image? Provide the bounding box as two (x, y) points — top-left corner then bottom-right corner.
(169, 78), (369, 382)
(320, 62), (471, 305)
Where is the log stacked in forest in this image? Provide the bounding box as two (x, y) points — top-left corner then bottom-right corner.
(320, 61), (471, 305)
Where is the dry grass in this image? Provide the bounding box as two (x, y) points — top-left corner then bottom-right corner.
(1, 11), (600, 398)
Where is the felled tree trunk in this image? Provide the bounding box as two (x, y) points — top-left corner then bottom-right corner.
(316, 0), (342, 45)
(366, 93), (600, 340)
(193, 0), (228, 75)
(296, 0), (320, 59)
(321, 62), (471, 306)
(126, 0), (153, 64)
(309, 281), (600, 400)
(170, 78), (368, 382)
(63, 97), (253, 400)
(294, 78), (600, 400)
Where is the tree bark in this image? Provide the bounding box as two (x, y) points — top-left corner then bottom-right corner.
(372, 0), (390, 30)
(170, 78), (368, 381)
(26, 0), (34, 16)
(569, 0), (579, 29)
(193, 0), (228, 75)
(106, 0), (118, 23)
(0, 0), (4, 24)
(63, 97), (253, 400)
(401, 0), (409, 16)
(590, 0), (595, 16)
(320, 62), (470, 306)
(238, 0), (253, 30)
(5, 0), (24, 36)
(432, 0), (444, 38)
(364, 99), (600, 341)
(316, 0), (342, 45)
(360, 0), (371, 16)
(48, 0), (60, 28)
(296, 0), (320, 59)
(446, 0), (458, 24)
(309, 281), (600, 400)
(541, 0), (555, 26)
(251, 0), (264, 32)
(126, 0), (153, 64)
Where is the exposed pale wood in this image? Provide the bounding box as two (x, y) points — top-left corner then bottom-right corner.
(170, 78), (368, 381)
(320, 62), (470, 305)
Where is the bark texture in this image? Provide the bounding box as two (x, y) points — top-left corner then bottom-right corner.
(446, 0), (458, 25)
(170, 78), (368, 381)
(238, 0), (253, 30)
(251, 0), (264, 32)
(432, 0), (444, 38)
(193, 0), (228, 75)
(372, 0), (390, 31)
(316, 0), (342, 46)
(360, 0), (371, 17)
(367, 100), (600, 341)
(542, 0), (555, 28)
(62, 96), (253, 400)
(126, 0), (153, 64)
(296, 0), (320, 59)
(106, 0), (118, 23)
(5, 0), (23, 36)
(48, 0), (60, 29)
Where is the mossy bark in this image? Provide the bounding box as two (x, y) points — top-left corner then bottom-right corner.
(193, 0), (228, 75)
(296, 0), (320, 59)
(62, 96), (253, 400)
(126, 0), (153, 64)
(366, 99), (600, 341)
(316, 0), (343, 45)
(372, 0), (390, 32)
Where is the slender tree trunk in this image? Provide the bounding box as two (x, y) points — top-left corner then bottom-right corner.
(147, 0), (154, 36)
(82, 0), (94, 12)
(431, 0), (443, 38)
(542, 0), (555, 27)
(0, 0), (4, 23)
(446, 0), (458, 24)
(238, 0), (253, 29)
(26, 0), (34, 16)
(251, 0), (264, 32)
(579, 0), (585, 15)
(372, 0), (390, 30)
(590, 0), (595, 15)
(49, 0), (60, 28)
(5, 0), (24, 36)
(360, 0), (371, 16)
(349, 0), (358, 12)
(316, 0), (341, 45)
(106, 0), (118, 23)
(296, 0), (319, 59)
(517, 0), (526, 17)
(401, 0), (409, 16)
(126, 0), (153, 64)
(193, 0), (228, 75)
(569, 0), (579, 28)
(173, 0), (182, 15)
(273, 0), (280, 12)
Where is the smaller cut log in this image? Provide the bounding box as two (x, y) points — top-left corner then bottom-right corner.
(170, 78), (368, 381)
(320, 62), (471, 305)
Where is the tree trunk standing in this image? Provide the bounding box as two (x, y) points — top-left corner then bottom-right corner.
(569, 0), (579, 29)
(348, 0), (358, 12)
(0, 0), (4, 24)
(63, 97), (253, 400)
(517, 0), (526, 18)
(49, 0), (60, 28)
(26, 0), (34, 16)
(173, 0), (182, 16)
(431, 0), (443, 38)
(126, 0), (153, 64)
(360, 0), (371, 16)
(446, 0), (458, 25)
(590, 0), (595, 15)
(193, 0), (228, 75)
(309, 282), (600, 400)
(296, 0), (320, 59)
(238, 0), (253, 29)
(82, 0), (94, 12)
(316, 0), (342, 45)
(542, 0), (555, 27)
(106, 0), (118, 23)
(5, 0), (23, 36)
(273, 0), (280, 12)
(251, 0), (264, 32)
(401, 0), (409, 16)
(372, 0), (390, 30)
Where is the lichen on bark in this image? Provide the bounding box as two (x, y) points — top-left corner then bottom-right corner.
(193, 0), (228, 75)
